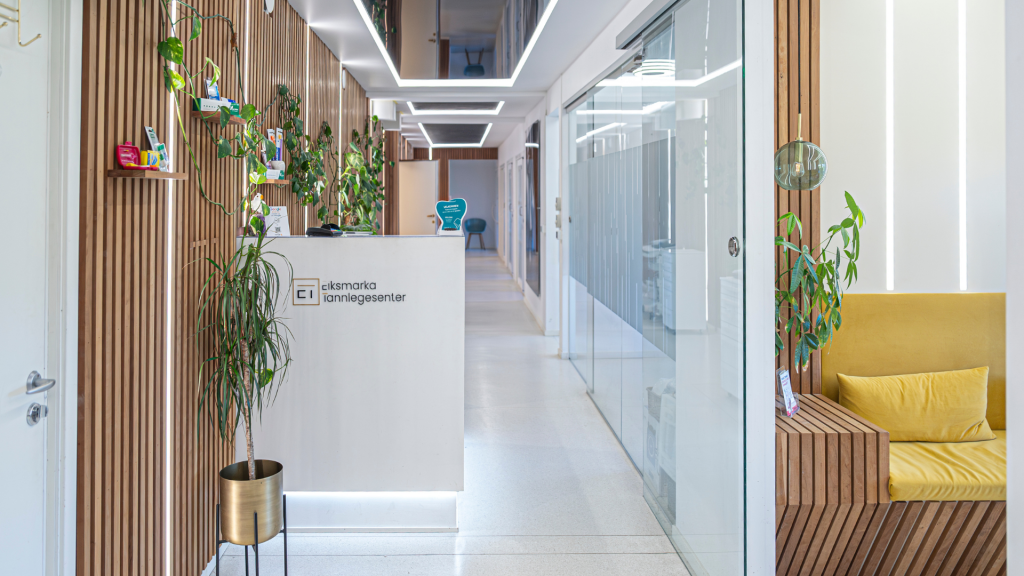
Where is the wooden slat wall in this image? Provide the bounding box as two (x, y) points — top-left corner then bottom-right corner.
(307, 31), (341, 227)
(77, 1), (368, 574)
(413, 147), (500, 201)
(247, 0), (306, 234)
(170, 2), (243, 574)
(341, 68), (369, 155)
(775, 0), (822, 394)
(77, 0), (170, 573)
(383, 132), (414, 235)
(776, 396), (1007, 575)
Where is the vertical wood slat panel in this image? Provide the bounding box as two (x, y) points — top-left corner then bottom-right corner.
(774, 0), (822, 394)
(77, 0), (169, 573)
(77, 1), (360, 574)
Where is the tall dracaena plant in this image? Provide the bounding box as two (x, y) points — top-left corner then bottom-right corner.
(197, 235), (293, 481)
(340, 115), (389, 233)
(775, 192), (865, 371)
(155, 1), (293, 481)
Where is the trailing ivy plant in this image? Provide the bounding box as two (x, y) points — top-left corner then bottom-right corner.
(155, 0), (277, 219)
(277, 85), (330, 212)
(339, 115), (389, 233)
(775, 192), (865, 370)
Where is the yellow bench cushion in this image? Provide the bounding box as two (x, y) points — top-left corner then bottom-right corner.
(889, 431), (1006, 501)
(837, 368), (996, 443)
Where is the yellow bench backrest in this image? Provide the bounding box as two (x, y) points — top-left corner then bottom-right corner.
(820, 293), (1006, 430)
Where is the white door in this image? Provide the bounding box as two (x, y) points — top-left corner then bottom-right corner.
(399, 0), (438, 79)
(498, 164), (505, 261)
(1, 2), (55, 574)
(505, 161), (513, 265)
(516, 156), (525, 289)
(398, 160), (439, 235)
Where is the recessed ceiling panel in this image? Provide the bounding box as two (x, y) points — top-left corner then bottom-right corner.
(420, 123), (491, 146)
(411, 102), (502, 111)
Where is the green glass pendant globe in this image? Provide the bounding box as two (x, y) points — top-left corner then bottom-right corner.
(774, 138), (827, 191)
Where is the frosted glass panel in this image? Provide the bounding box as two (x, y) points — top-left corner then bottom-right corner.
(567, 0), (744, 573)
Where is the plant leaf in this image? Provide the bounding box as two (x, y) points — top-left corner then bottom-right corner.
(163, 66), (184, 92)
(190, 16), (202, 40)
(157, 37), (184, 64)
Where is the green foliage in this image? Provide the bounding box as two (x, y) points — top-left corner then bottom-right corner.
(197, 229), (292, 475)
(775, 191), (865, 370)
(277, 85), (329, 209)
(338, 115), (386, 233)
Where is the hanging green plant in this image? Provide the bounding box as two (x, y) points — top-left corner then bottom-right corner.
(775, 192), (865, 370)
(339, 115), (390, 233)
(277, 85), (330, 211)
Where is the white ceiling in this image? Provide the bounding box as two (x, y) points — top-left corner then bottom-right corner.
(288, 0), (630, 147)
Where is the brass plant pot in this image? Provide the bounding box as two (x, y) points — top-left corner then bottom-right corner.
(219, 460), (284, 546)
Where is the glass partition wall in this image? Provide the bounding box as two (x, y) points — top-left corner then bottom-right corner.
(566, 1), (744, 574)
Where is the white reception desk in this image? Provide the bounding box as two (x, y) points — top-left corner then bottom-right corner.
(239, 235), (465, 531)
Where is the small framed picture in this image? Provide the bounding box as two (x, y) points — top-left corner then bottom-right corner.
(776, 368), (799, 417)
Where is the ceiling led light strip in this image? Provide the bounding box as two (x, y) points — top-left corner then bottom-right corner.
(576, 122), (625, 144)
(407, 101), (506, 116)
(353, 0), (560, 87)
(419, 123), (493, 148)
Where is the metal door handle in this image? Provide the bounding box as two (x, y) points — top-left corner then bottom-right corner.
(26, 371), (56, 395)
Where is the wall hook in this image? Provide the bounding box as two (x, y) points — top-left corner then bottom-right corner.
(0, 0), (42, 47)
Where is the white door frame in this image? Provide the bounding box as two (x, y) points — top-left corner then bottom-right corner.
(43, 0), (82, 574)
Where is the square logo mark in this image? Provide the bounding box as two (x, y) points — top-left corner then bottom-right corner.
(293, 278), (320, 306)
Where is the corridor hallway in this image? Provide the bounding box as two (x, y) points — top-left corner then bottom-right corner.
(218, 251), (688, 575)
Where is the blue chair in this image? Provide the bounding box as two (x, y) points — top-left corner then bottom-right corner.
(465, 218), (487, 250)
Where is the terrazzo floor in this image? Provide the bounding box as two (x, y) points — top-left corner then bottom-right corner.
(215, 250), (687, 576)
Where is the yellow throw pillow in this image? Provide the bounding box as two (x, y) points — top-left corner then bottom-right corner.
(837, 367), (995, 442)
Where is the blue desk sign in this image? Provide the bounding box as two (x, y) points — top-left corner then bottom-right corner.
(435, 199), (467, 236)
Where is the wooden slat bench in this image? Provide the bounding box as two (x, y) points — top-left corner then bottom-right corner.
(776, 394), (1006, 576)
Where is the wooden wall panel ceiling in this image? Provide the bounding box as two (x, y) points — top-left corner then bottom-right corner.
(775, 0), (822, 394)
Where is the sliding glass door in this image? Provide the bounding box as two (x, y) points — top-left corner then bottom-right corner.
(567, 0), (744, 573)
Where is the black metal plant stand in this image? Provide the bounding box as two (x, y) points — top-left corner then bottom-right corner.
(215, 494), (288, 576)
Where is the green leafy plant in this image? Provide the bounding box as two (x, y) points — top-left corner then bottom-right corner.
(339, 115), (389, 233)
(197, 225), (292, 481)
(775, 192), (865, 370)
(277, 85), (330, 211)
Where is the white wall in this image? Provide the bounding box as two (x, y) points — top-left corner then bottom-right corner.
(1005, 0), (1022, 566)
(449, 160), (498, 248)
(820, 0), (1006, 294)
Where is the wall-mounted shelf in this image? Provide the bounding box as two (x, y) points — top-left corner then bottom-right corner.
(191, 110), (246, 126)
(263, 179), (290, 185)
(107, 169), (187, 180)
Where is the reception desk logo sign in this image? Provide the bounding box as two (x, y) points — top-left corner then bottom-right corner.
(292, 278), (408, 306)
(293, 278), (321, 306)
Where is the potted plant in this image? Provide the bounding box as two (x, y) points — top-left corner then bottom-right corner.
(775, 191), (865, 369)
(197, 216), (293, 546)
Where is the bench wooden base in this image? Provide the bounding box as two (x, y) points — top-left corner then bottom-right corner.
(776, 395), (1006, 575)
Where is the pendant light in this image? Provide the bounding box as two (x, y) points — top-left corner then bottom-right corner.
(774, 113), (827, 190)
(773, 0), (827, 192)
